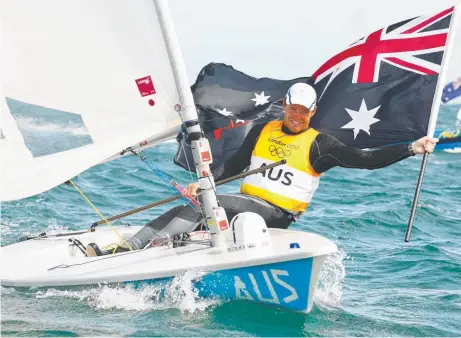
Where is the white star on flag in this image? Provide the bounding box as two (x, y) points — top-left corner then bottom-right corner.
(217, 108), (233, 117)
(342, 99), (380, 139)
(251, 92), (270, 106)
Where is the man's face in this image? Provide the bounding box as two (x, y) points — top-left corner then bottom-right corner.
(283, 103), (317, 133)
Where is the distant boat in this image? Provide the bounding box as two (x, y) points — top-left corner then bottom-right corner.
(434, 127), (461, 152)
(437, 78), (461, 152)
(442, 77), (461, 105)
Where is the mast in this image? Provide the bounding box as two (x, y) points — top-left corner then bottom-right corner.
(154, 0), (230, 249)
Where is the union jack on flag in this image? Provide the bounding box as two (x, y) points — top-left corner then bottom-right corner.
(313, 7), (453, 92)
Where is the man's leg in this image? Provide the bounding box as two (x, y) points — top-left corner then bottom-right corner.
(126, 204), (202, 250)
(86, 193), (292, 256)
(126, 193), (292, 249)
(86, 204), (201, 256)
(215, 194), (292, 229)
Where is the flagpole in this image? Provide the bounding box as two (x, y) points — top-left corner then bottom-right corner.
(405, 4), (460, 242)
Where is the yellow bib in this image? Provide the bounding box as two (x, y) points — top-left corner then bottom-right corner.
(241, 121), (320, 212)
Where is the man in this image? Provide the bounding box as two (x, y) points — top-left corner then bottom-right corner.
(86, 83), (437, 256)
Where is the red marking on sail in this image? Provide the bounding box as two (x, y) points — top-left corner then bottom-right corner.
(135, 76), (156, 97)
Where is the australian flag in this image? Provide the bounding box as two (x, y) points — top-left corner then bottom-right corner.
(442, 77), (461, 103)
(175, 6), (455, 173)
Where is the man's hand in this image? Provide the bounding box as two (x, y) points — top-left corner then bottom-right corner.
(185, 182), (200, 197)
(411, 136), (438, 154)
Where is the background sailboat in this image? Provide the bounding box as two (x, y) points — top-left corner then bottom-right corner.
(442, 76), (461, 105)
(431, 77), (461, 152)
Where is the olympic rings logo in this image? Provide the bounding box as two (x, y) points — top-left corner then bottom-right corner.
(268, 145), (291, 158)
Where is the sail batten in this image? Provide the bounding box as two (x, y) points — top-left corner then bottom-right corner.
(0, 0), (183, 201)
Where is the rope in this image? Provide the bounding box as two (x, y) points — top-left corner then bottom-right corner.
(129, 148), (200, 211)
(90, 159), (286, 227)
(67, 179), (133, 251)
(176, 115), (207, 223)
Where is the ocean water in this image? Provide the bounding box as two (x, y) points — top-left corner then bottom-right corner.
(1, 105), (460, 337)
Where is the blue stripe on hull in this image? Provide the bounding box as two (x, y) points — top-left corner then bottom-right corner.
(436, 141), (461, 150)
(124, 257), (314, 312)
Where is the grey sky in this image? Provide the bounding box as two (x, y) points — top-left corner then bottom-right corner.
(170, 0), (461, 84)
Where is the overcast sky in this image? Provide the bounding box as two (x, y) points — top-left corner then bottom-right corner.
(169, 0), (461, 84)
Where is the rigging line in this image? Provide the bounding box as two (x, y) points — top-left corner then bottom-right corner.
(173, 100), (209, 223)
(130, 149), (200, 210)
(175, 111), (208, 222)
(47, 245), (211, 270)
(179, 132), (195, 180)
(90, 160), (286, 227)
(20, 229), (92, 241)
(175, 126), (207, 230)
(67, 179), (134, 251)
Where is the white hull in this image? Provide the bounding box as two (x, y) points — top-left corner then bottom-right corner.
(0, 226), (336, 313)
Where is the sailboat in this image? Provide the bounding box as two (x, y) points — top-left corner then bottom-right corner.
(442, 77), (461, 105)
(433, 126), (461, 152)
(0, 0), (336, 313)
(434, 77), (461, 152)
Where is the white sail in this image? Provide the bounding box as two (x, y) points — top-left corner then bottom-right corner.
(0, 0), (183, 202)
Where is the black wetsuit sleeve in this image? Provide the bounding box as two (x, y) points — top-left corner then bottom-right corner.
(213, 123), (266, 181)
(310, 133), (415, 174)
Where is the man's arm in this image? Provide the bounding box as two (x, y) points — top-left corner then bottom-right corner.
(213, 123), (266, 181)
(310, 133), (416, 174)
